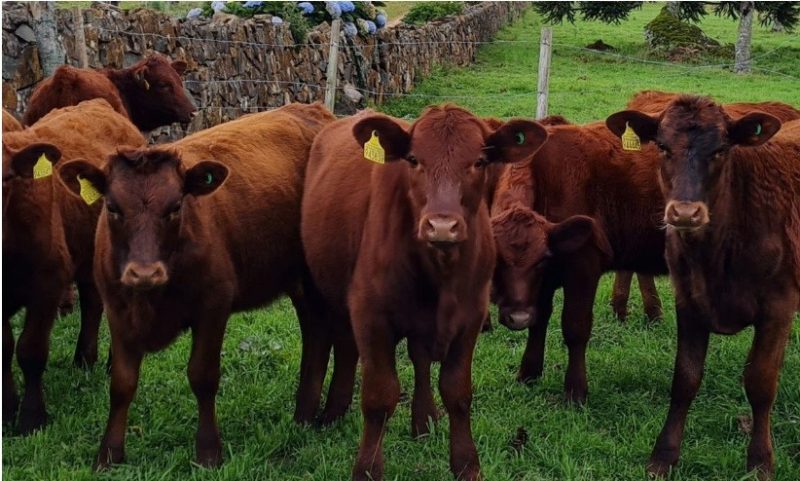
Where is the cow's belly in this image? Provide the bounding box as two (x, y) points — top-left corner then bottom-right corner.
(681, 268), (759, 334)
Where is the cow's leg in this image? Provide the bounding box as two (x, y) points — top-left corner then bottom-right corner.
(638, 274), (663, 322)
(743, 318), (792, 478)
(611, 271), (633, 321)
(3, 305), (20, 424)
(647, 308), (709, 477)
(16, 297), (60, 434)
(352, 329), (399, 481)
(440, 328), (481, 481)
(73, 280), (103, 368)
(188, 320), (226, 468)
(481, 309), (493, 332)
(291, 292), (333, 424)
(561, 274), (598, 404)
(319, 324), (359, 425)
(518, 286), (554, 383)
(409, 337), (437, 437)
(95, 338), (143, 470)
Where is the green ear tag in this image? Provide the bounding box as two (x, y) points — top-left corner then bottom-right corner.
(363, 131), (385, 164)
(77, 175), (102, 205)
(206, 172), (214, 185)
(515, 132), (525, 145)
(621, 122), (641, 151)
(33, 154), (53, 179)
(755, 123), (762, 136)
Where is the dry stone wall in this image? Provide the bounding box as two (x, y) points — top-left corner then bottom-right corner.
(2, 2), (528, 141)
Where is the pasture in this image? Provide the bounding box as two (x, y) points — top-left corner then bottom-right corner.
(3, 4), (800, 481)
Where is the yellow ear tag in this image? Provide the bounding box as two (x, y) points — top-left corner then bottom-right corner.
(363, 131), (385, 164)
(621, 122), (641, 151)
(32, 154), (53, 179)
(78, 175), (102, 205)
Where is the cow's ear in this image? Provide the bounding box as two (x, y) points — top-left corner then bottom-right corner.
(58, 160), (106, 200)
(171, 60), (188, 76)
(132, 64), (150, 90)
(10, 143), (62, 179)
(485, 119), (548, 164)
(184, 161), (228, 197)
(548, 215), (595, 254)
(729, 112), (781, 146)
(352, 115), (410, 162)
(606, 110), (659, 142)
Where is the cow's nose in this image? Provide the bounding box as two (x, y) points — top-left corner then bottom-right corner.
(500, 308), (534, 331)
(422, 215), (466, 244)
(121, 261), (169, 290)
(664, 201), (709, 230)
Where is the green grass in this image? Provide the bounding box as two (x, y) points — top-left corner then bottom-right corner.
(4, 3), (800, 481)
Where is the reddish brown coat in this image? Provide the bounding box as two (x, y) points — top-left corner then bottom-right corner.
(24, 54), (195, 131)
(302, 105), (547, 481)
(607, 97), (800, 478)
(3, 110), (22, 132)
(627, 90), (800, 121)
(2, 99), (145, 433)
(56, 103), (334, 469)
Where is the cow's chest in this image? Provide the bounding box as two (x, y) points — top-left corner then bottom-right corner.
(111, 293), (194, 352)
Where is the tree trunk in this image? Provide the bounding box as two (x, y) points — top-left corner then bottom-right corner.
(734, 1), (753, 74)
(667, 1), (681, 17)
(29, 2), (65, 77)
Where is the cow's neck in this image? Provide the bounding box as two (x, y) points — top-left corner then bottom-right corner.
(4, 178), (61, 262)
(103, 67), (145, 130)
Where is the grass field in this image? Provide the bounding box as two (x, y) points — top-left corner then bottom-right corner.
(3, 3), (800, 481)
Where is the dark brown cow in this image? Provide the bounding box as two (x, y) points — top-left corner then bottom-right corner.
(24, 54), (196, 131)
(56, 103), (334, 469)
(490, 120), (667, 400)
(607, 97), (800, 479)
(610, 271), (663, 321)
(302, 105), (548, 481)
(628, 90), (800, 120)
(3, 99), (145, 433)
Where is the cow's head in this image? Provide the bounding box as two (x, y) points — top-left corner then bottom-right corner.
(126, 55), (196, 130)
(352, 105), (548, 249)
(607, 96), (781, 232)
(2, 140), (62, 211)
(491, 205), (598, 330)
(57, 148), (227, 290)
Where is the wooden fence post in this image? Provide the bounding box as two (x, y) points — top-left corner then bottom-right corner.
(73, 8), (89, 68)
(536, 27), (552, 120)
(324, 18), (342, 113)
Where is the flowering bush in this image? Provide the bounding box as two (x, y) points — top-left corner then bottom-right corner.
(196, 2), (389, 41)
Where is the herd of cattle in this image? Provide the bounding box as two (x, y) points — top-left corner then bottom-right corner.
(2, 53), (799, 480)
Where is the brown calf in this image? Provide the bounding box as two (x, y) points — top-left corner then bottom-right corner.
(627, 90), (800, 121)
(607, 96), (800, 479)
(302, 105), (548, 481)
(56, 103), (334, 469)
(3, 99), (144, 433)
(24, 54), (195, 131)
(490, 120), (667, 401)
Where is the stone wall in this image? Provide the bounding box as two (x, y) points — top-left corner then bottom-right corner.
(2, 2), (528, 141)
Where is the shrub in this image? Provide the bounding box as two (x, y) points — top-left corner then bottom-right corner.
(403, 2), (464, 25)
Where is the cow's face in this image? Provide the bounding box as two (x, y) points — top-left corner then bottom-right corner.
(58, 148), (227, 290)
(353, 106), (548, 250)
(2, 140), (62, 212)
(129, 55), (196, 128)
(492, 206), (595, 330)
(607, 97), (781, 232)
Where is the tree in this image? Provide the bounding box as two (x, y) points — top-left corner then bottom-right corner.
(734, 2), (754, 73)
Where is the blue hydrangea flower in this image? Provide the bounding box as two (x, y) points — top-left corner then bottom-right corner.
(186, 7), (203, 19)
(326, 2), (342, 18)
(375, 13), (387, 28)
(297, 2), (314, 15)
(243, 0), (263, 8)
(211, 1), (226, 12)
(271, 16), (284, 24)
(338, 1), (355, 13)
(365, 20), (377, 34)
(342, 21), (358, 37)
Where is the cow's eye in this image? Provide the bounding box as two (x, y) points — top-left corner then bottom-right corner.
(406, 154), (418, 167)
(166, 202), (182, 220)
(474, 157), (489, 168)
(106, 202), (122, 219)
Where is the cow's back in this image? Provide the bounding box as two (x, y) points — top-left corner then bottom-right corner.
(3, 110), (22, 132)
(23, 65), (128, 127)
(170, 103), (334, 310)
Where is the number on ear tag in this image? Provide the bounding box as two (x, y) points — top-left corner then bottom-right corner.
(78, 175), (102, 205)
(33, 154), (53, 179)
(363, 131), (385, 164)
(621, 122), (641, 151)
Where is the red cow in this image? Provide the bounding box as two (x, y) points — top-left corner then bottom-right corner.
(3, 99), (145, 433)
(627, 90), (800, 120)
(3, 110), (22, 132)
(607, 97), (800, 479)
(56, 103), (334, 469)
(302, 105), (548, 481)
(24, 54), (196, 131)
